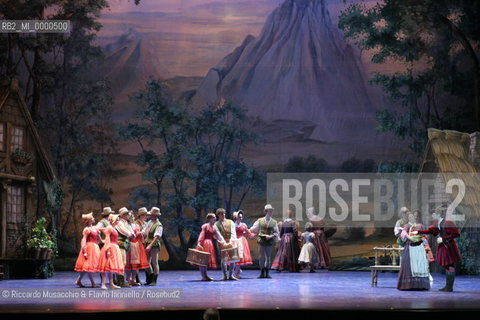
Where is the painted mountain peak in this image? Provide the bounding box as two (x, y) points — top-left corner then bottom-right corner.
(102, 27), (170, 97)
(192, 0), (381, 143)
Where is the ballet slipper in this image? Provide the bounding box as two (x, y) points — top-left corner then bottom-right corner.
(75, 279), (85, 288)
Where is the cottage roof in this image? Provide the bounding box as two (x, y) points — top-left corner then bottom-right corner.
(0, 79), (56, 182)
(420, 128), (480, 222)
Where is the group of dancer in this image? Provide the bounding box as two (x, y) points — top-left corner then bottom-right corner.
(194, 204), (336, 281)
(395, 204), (461, 292)
(74, 202), (461, 290)
(74, 206), (163, 290)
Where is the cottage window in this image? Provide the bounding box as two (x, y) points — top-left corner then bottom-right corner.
(0, 123), (4, 151)
(6, 185), (24, 224)
(11, 126), (24, 152)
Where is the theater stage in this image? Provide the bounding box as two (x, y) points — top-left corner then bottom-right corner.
(0, 270), (479, 314)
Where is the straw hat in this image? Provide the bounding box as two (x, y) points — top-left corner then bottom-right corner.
(137, 207), (148, 217)
(264, 204), (274, 211)
(82, 212), (94, 221)
(108, 213), (120, 224)
(102, 207), (115, 216)
(148, 207), (161, 217)
(118, 207), (129, 216)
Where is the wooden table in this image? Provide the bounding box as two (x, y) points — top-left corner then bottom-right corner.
(370, 247), (403, 287)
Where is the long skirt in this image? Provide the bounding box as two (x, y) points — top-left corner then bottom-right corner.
(272, 233), (300, 271)
(126, 240), (150, 270)
(237, 236), (253, 266)
(74, 242), (100, 272)
(397, 243), (430, 290)
(96, 243), (124, 274)
(200, 238), (217, 269)
(298, 243), (319, 265)
(312, 229), (332, 267)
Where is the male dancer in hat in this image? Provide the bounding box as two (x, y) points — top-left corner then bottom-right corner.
(144, 207), (163, 286)
(135, 207), (149, 284)
(249, 204), (279, 278)
(97, 207), (113, 229)
(414, 205), (461, 292)
(213, 208), (238, 281)
(95, 207), (113, 284)
(116, 207), (135, 287)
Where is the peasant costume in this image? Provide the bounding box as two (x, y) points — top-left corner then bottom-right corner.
(397, 224), (430, 290)
(74, 226), (101, 272)
(126, 222), (150, 270)
(298, 231), (320, 266)
(96, 226), (125, 274)
(235, 221), (253, 266)
(197, 223), (217, 269)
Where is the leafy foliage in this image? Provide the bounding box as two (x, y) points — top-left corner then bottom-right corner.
(457, 230), (480, 275)
(118, 79), (264, 264)
(340, 157), (377, 172)
(376, 161), (420, 173)
(339, 0), (480, 155)
(285, 155), (329, 172)
(0, 1), (117, 243)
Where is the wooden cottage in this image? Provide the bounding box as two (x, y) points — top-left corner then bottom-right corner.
(0, 79), (56, 259)
(419, 128), (480, 271)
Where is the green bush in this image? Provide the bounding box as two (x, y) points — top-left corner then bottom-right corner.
(457, 231), (480, 275)
(285, 155), (328, 172)
(340, 158), (377, 172)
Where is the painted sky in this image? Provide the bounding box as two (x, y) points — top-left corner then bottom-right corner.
(99, 0), (362, 77)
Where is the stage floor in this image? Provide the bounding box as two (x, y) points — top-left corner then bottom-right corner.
(0, 270), (479, 312)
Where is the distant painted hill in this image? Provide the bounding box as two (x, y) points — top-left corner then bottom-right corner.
(191, 0), (381, 143)
(101, 28), (170, 97)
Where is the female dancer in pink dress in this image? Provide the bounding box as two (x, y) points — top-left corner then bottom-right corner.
(74, 212), (101, 287)
(97, 214), (124, 289)
(233, 210), (255, 278)
(196, 213), (217, 281)
(125, 211), (150, 286)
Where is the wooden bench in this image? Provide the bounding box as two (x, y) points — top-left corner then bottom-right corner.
(370, 247), (403, 287)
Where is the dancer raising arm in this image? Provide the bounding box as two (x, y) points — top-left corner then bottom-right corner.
(413, 205), (461, 292)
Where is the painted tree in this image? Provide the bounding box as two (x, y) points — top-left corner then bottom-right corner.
(119, 79), (264, 265)
(0, 1), (117, 247)
(339, 0), (480, 154)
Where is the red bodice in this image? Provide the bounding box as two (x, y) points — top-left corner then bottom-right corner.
(86, 227), (99, 243)
(204, 224), (215, 240)
(236, 224), (246, 238)
(109, 227), (119, 244)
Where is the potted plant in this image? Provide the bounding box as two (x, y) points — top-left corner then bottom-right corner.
(27, 217), (54, 260)
(10, 148), (33, 165)
(26, 237), (42, 259)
